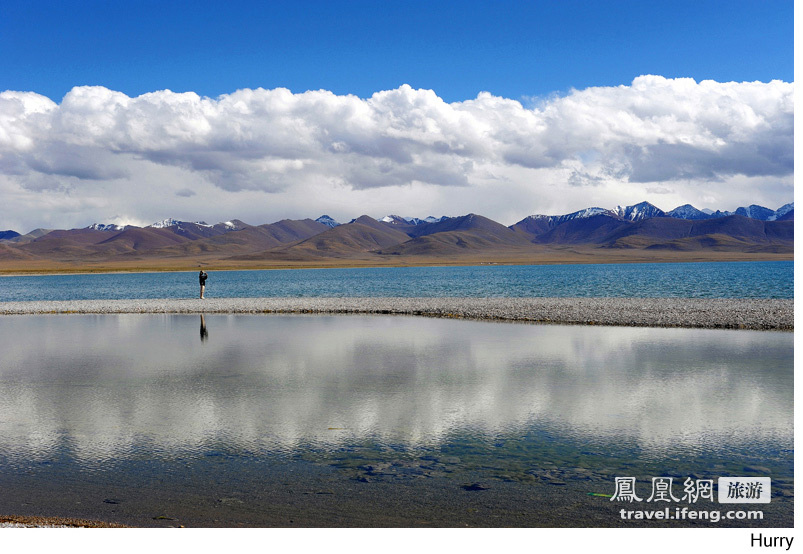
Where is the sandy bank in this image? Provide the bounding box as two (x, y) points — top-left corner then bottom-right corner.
(0, 297), (792, 330)
(0, 515), (127, 528)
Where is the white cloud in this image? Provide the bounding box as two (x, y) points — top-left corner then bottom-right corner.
(0, 76), (793, 231)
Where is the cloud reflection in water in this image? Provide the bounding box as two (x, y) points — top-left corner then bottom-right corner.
(0, 314), (791, 465)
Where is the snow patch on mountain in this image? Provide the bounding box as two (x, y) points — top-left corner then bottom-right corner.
(149, 218), (181, 229)
(666, 204), (711, 220)
(771, 203), (794, 221)
(521, 207), (619, 227)
(615, 202), (665, 221)
(524, 199), (792, 226)
(315, 215), (340, 228)
(378, 215), (448, 225)
(574, 207), (615, 219)
(86, 223), (127, 231)
(149, 218), (210, 229)
(735, 205), (775, 221)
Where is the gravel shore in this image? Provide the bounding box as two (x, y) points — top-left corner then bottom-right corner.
(0, 297), (792, 330)
(0, 515), (127, 528)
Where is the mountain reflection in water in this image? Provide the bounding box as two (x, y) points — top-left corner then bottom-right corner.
(0, 314), (792, 466)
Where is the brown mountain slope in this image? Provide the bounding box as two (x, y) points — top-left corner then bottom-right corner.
(638, 234), (789, 253)
(232, 216), (411, 260)
(534, 215), (630, 245)
(1, 211), (793, 270)
(258, 218), (331, 243)
(4, 228), (54, 244)
(89, 227), (193, 256)
(150, 224), (280, 257)
(17, 228), (120, 259)
(143, 218), (331, 258)
(157, 221), (245, 241)
(0, 243), (39, 261)
(375, 215), (421, 234)
(603, 215), (793, 249)
(508, 216), (556, 241)
(407, 214), (525, 241)
(378, 230), (533, 256)
(350, 215), (413, 235)
(378, 214), (533, 256)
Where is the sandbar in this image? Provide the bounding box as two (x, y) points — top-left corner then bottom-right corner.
(0, 297), (792, 330)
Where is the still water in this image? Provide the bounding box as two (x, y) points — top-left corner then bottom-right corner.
(0, 261), (793, 301)
(0, 314), (792, 526)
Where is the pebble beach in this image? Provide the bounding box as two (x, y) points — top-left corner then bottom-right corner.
(0, 296), (793, 330)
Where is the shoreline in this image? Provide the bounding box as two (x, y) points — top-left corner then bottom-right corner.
(0, 253), (792, 277)
(0, 297), (792, 330)
(0, 515), (128, 528)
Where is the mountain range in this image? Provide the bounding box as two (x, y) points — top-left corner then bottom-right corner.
(0, 201), (792, 270)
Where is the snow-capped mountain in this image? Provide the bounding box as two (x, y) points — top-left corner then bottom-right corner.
(666, 204), (711, 220)
(614, 201), (666, 221)
(524, 207), (618, 227)
(526, 201), (793, 226)
(149, 218), (211, 229)
(774, 203), (794, 220)
(315, 215), (340, 228)
(379, 215), (409, 225)
(735, 205), (776, 221)
(141, 218), (248, 239)
(86, 223), (127, 231)
(556, 207), (617, 223)
(667, 203), (794, 221)
(378, 215), (448, 226)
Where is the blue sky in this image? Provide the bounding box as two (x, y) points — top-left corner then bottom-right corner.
(0, 0), (794, 230)
(1, 0), (792, 103)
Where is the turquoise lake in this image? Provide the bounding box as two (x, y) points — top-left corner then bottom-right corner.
(0, 260), (793, 526)
(0, 260), (793, 301)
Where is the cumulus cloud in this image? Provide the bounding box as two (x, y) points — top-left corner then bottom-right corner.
(0, 76), (793, 230)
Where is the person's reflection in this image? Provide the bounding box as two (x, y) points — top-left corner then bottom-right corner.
(200, 314), (209, 342)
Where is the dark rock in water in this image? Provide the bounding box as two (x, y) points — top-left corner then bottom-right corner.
(103, 498), (121, 504)
(743, 465), (772, 474)
(361, 463), (391, 474)
(462, 483), (489, 491)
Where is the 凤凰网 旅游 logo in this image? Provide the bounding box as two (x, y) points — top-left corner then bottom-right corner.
(608, 476), (771, 504)
(607, 475), (772, 524)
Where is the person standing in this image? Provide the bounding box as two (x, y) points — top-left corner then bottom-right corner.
(199, 270), (208, 299)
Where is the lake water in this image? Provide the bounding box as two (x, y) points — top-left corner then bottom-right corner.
(0, 260), (793, 301)
(0, 314), (792, 527)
